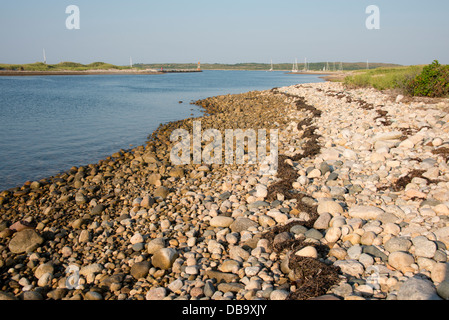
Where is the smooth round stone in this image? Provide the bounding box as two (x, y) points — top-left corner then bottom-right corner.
(85, 291), (103, 300)
(270, 290), (289, 300)
(334, 260), (364, 277)
(146, 287), (167, 300)
(431, 263), (449, 283)
(295, 246), (318, 259)
(348, 206), (384, 220)
(384, 237), (412, 253)
(8, 230), (44, 254)
(437, 280), (449, 300)
(317, 201), (344, 216)
(413, 237), (437, 258)
(131, 261), (151, 279)
(290, 225), (308, 235)
(154, 186), (169, 199)
(147, 238), (166, 254)
(308, 169), (322, 178)
(388, 251), (415, 272)
(397, 277), (441, 300)
(210, 216), (234, 228)
(314, 212), (332, 230)
(325, 227), (342, 243)
(304, 228), (323, 240)
(130, 233), (144, 245)
(152, 248), (179, 270)
(230, 217), (258, 233)
(347, 245), (362, 260)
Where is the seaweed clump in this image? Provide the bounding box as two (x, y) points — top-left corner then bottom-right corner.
(263, 91), (341, 300)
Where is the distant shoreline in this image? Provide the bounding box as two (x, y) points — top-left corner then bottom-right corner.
(0, 69), (203, 76)
(0, 70), (164, 76)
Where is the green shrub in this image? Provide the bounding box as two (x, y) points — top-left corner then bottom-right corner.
(406, 60), (449, 97)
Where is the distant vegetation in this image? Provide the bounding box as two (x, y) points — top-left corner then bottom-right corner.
(135, 62), (400, 71)
(0, 62), (131, 72)
(344, 60), (449, 97)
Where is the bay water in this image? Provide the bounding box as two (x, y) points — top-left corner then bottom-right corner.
(0, 71), (325, 191)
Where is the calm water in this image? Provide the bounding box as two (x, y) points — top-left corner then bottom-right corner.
(0, 71), (325, 191)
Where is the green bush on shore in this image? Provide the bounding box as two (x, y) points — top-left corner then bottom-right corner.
(406, 60), (449, 97)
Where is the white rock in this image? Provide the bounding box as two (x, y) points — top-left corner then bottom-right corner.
(308, 169), (322, 178)
(334, 260), (365, 277)
(130, 233), (144, 245)
(295, 246), (318, 259)
(348, 206), (384, 220)
(399, 139), (415, 149)
(317, 200), (344, 216)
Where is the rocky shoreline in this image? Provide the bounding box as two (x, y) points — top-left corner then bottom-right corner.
(1, 82), (449, 301)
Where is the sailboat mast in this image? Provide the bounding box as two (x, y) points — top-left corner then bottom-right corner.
(43, 49), (47, 64)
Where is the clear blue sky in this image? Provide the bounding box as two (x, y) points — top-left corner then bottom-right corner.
(1, 0), (448, 65)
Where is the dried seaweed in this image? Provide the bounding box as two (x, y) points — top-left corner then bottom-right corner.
(287, 256), (341, 300)
(263, 91), (341, 300)
(433, 147), (449, 162)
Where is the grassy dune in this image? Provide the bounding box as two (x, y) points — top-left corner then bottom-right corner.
(0, 62), (131, 72)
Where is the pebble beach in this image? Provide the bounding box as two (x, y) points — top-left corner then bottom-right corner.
(1, 81), (449, 301)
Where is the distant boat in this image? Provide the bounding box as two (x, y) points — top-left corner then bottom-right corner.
(303, 58), (308, 72)
(270, 59), (273, 72)
(292, 58), (298, 73)
(43, 49), (47, 64)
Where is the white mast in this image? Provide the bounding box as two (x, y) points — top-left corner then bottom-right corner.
(130, 56), (133, 68)
(292, 58), (298, 73)
(43, 49), (47, 64)
(270, 59), (273, 72)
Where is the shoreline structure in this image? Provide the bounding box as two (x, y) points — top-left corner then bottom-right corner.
(1, 81), (449, 301)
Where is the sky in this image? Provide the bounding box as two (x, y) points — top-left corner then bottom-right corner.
(0, 0), (448, 66)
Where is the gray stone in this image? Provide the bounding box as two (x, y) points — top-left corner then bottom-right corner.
(437, 280), (449, 300)
(397, 277), (442, 300)
(304, 228), (323, 240)
(413, 236), (437, 258)
(248, 201), (270, 210)
(205, 270), (239, 283)
(363, 245), (388, 262)
(334, 260), (364, 277)
(90, 204), (105, 215)
(314, 212), (332, 230)
(230, 217), (258, 233)
(290, 225), (308, 235)
(0, 291), (18, 300)
(384, 237), (412, 253)
(217, 283), (245, 293)
(8, 229), (44, 254)
(219, 192), (231, 200)
(204, 281), (216, 297)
